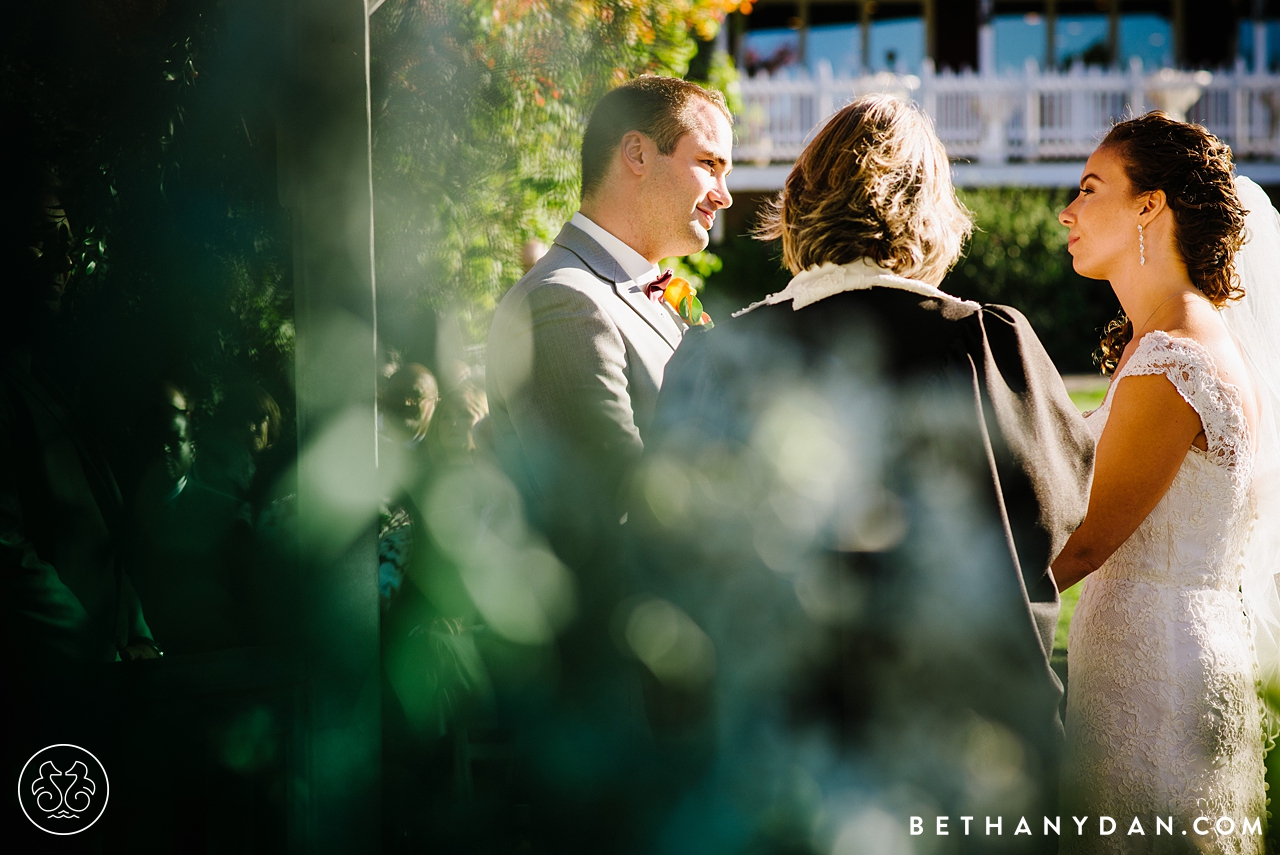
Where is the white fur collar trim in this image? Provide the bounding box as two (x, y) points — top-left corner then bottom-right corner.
(733, 258), (977, 317)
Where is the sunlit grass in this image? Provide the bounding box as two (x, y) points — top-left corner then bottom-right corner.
(1067, 388), (1106, 413)
(1054, 581), (1081, 655)
(1053, 377), (1105, 673)
(1064, 373), (1109, 415)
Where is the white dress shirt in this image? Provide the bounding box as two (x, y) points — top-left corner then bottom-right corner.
(570, 212), (687, 334)
(570, 212), (660, 285)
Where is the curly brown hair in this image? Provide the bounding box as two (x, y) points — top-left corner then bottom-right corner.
(1092, 112), (1246, 374)
(756, 95), (973, 285)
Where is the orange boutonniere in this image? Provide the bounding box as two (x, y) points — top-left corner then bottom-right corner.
(644, 269), (714, 329)
(660, 276), (713, 329)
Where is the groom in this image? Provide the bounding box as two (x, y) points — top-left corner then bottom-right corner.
(486, 76), (733, 550)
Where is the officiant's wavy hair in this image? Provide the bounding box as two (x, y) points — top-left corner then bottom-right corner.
(758, 95), (973, 285)
(1094, 112), (1246, 374)
(580, 76), (730, 200)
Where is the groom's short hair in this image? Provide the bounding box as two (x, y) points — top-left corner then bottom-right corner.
(580, 76), (731, 200)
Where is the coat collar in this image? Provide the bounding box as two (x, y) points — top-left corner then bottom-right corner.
(554, 221), (629, 285)
(734, 258), (978, 317)
(553, 222), (683, 350)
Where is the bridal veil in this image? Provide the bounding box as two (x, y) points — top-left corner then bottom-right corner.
(1228, 176), (1280, 703)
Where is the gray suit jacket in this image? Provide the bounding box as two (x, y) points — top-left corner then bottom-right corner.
(487, 222), (683, 527)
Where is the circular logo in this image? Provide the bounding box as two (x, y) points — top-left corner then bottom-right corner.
(17, 744), (109, 835)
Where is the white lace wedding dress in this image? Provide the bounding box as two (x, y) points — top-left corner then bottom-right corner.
(1061, 331), (1267, 853)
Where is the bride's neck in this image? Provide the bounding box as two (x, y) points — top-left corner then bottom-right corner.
(1111, 258), (1197, 335)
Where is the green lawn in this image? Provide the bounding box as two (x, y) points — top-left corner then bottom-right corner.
(1051, 380), (1105, 679)
(1054, 582), (1080, 656)
(1067, 388), (1106, 413)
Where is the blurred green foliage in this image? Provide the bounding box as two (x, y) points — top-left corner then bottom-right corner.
(945, 187), (1119, 373)
(662, 249), (724, 292)
(370, 0), (739, 341)
(3, 1), (294, 428)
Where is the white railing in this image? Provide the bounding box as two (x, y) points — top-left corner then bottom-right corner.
(734, 58), (1280, 165)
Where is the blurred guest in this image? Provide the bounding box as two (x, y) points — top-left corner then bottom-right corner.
(193, 382), (281, 501)
(134, 382), (196, 504)
(380, 370), (496, 829)
(423, 373), (486, 466)
(380, 362), (439, 448)
(520, 238), (547, 274)
(0, 170), (158, 670)
(124, 383), (252, 655)
(377, 365), (437, 609)
(377, 369), (485, 608)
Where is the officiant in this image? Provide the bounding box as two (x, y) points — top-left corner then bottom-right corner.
(634, 95), (1095, 851)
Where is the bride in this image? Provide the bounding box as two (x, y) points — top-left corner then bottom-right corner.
(1054, 111), (1280, 852)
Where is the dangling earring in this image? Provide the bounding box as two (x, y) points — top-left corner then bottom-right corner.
(1138, 223), (1146, 266)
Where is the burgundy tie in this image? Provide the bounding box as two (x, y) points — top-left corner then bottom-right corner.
(643, 269), (673, 303)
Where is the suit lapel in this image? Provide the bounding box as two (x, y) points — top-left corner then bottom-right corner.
(553, 223), (683, 351)
(613, 278), (683, 351)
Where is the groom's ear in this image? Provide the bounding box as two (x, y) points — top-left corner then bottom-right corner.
(620, 130), (652, 177)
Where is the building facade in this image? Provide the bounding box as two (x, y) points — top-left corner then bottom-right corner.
(724, 0), (1280, 192)
(732, 1), (1275, 76)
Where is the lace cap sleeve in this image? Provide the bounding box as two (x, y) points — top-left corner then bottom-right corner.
(1122, 331), (1251, 475)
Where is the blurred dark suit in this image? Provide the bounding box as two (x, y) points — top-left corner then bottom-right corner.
(0, 348), (149, 669)
(124, 472), (252, 655)
(637, 284), (1094, 852)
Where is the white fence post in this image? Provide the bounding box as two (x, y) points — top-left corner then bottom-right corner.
(1025, 57), (1041, 160)
(1128, 56), (1145, 118)
(1256, 17), (1269, 75)
(1234, 60), (1249, 152)
(1070, 63), (1087, 154)
(920, 57), (937, 119)
(816, 59), (834, 127)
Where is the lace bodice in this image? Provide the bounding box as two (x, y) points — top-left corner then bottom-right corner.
(1061, 331), (1265, 853)
(1086, 331), (1255, 589)
(1108, 332), (1253, 486)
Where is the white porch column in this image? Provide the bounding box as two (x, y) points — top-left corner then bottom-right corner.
(860, 0), (873, 73)
(1045, 0), (1058, 70)
(1107, 0), (1120, 67)
(923, 0), (937, 67)
(798, 0), (810, 67)
(979, 0), (995, 77)
(1025, 58), (1041, 161)
(1255, 0), (1269, 74)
